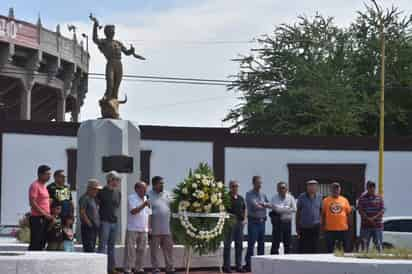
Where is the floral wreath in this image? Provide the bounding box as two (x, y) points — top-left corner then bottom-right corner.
(171, 163), (233, 255)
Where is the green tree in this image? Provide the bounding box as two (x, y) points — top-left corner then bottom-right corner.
(226, 5), (412, 136)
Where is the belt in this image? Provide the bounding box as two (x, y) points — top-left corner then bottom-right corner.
(248, 216), (266, 223)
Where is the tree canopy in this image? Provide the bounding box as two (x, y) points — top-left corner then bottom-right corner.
(225, 4), (412, 136)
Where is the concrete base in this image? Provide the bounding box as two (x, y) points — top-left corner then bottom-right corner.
(0, 251), (106, 274)
(252, 254), (412, 274)
(76, 119), (141, 244)
(0, 241), (272, 268)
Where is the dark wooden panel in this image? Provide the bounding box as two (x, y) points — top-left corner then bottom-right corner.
(66, 148), (77, 190)
(140, 150), (151, 185)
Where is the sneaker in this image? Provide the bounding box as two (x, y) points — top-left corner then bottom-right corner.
(223, 267), (233, 273)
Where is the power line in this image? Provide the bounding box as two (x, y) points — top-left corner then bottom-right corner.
(88, 72), (232, 84)
(89, 76), (228, 86)
(0, 68), (232, 86)
(121, 39), (255, 45)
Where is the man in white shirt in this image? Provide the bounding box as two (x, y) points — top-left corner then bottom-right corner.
(124, 181), (151, 274)
(270, 181), (296, 254)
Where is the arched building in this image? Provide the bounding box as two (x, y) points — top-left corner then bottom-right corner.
(0, 8), (89, 122)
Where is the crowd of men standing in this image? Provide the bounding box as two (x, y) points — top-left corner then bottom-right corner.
(28, 165), (175, 274)
(223, 176), (385, 273)
(28, 164), (385, 274)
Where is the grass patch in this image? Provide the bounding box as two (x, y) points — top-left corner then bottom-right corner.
(334, 248), (412, 260)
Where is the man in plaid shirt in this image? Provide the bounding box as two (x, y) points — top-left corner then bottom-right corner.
(358, 181), (385, 251)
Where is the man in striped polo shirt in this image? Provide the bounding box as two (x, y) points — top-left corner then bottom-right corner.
(358, 181), (385, 252)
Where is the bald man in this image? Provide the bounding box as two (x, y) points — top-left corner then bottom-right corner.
(123, 182), (151, 274)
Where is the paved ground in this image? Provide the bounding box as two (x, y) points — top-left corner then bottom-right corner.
(119, 270), (251, 274)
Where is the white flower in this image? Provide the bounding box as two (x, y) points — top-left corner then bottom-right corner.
(192, 183), (198, 189)
(216, 198), (222, 205)
(211, 182), (216, 188)
(192, 202), (201, 208)
(219, 205), (225, 212)
(217, 182), (223, 189)
(204, 204), (212, 212)
(218, 192), (222, 197)
(194, 174), (201, 179)
(182, 188), (188, 194)
(211, 194), (218, 204)
(197, 191), (205, 199)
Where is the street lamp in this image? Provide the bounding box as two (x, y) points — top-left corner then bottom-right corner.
(67, 24), (77, 41)
(82, 33), (89, 53)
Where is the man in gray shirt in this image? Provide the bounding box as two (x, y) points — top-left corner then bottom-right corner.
(296, 179), (322, 254)
(244, 176), (270, 272)
(147, 176), (175, 274)
(79, 178), (101, 253)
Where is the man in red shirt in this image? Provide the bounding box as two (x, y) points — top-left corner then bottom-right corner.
(28, 165), (53, 250)
(358, 181), (384, 252)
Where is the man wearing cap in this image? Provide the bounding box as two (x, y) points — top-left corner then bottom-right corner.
(148, 176), (175, 274)
(98, 171), (122, 274)
(79, 178), (101, 252)
(322, 182), (352, 253)
(296, 180), (322, 253)
(123, 181), (151, 274)
(358, 181), (385, 251)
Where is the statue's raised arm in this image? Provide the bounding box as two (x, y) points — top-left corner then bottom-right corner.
(89, 13), (102, 45)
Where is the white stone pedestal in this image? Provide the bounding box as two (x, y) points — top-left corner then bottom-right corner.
(76, 119), (141, 243)
(252, 254), (412, 274)
(0, 251), (106, 274)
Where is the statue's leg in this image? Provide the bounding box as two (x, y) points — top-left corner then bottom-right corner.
(112, 61), (123, 100)
(105, 62), (114, 99)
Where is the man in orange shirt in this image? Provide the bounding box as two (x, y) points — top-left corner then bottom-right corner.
(322, 182), (352, 253)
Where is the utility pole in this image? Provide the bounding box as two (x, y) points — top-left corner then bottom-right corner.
(370, 0), (398, 196)
(378, 18), (385, 196)
(369, 0), (386, 196)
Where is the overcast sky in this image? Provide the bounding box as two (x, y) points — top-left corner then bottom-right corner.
(3, 0), (412, 127)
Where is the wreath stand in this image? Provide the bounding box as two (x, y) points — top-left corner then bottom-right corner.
(183, 245), (223, 274)
(183, 246), (193, 274)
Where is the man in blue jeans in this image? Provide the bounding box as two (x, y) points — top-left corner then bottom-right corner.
(98, 171), (121, 274)
(358, 181), (385, 252)
(243, 176), (270, 272)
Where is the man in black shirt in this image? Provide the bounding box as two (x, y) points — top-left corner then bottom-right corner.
(97, 171), (121, 274)
(47, 170), (73, 218)
(223, 180), (247, 273)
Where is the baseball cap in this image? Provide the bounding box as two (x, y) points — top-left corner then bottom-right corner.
(87, 178), (102, 189)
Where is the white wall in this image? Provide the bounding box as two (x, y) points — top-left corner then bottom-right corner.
(1, 133), (76, 225)
(141, 139), (213, 190)
(225, 147), (412, 233)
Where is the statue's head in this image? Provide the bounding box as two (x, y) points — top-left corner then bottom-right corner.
(104, 25), (115, 39)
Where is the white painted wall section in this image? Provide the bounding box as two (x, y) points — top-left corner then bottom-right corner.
(141, 140), (213, 189)
(1, 133), (76, 225)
